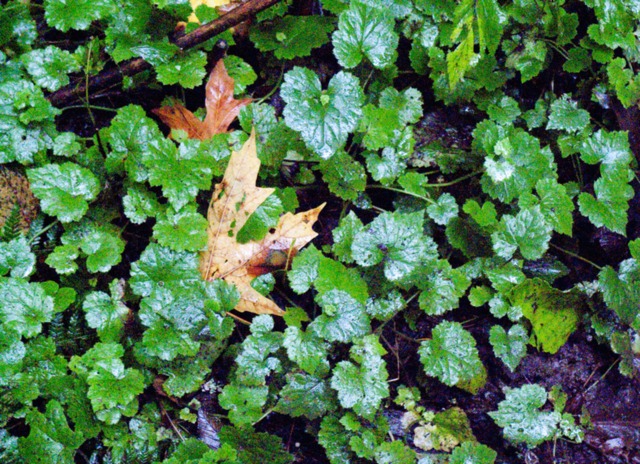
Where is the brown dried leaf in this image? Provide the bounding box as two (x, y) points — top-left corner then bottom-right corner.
(200, 130), (324, 315)
(153, 60), (251, 139)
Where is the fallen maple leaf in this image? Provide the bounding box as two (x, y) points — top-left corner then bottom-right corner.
(153, 59), (251, 139)
(200, 130), (324, 315)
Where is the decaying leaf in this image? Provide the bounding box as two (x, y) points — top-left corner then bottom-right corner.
(200, 130), (324, 315)
(0, 166), (39, 234)
(153, 60), (251, 139)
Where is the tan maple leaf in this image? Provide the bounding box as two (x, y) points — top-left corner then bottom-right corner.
(153, 59), (251, 139)
(200, 130), (324, 315)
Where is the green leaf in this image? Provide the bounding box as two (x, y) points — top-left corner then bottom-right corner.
(450, 442), (497, 464)
(0, 2), (36, 48)
(161, 438), (233, 464)
(366, 290), (405, 321)
(224, 55), (257, 94)
(476, 0), (504, 55)
(508, 279), (581, 354)
(523, 99), (548, 129)
(19, 400), (85, 464)
(332, 212), (364, 264)
(155, 50), (207, 88)
(0, 237), (34, 278)
(281, 67), (364, 158)
(251, 16), (334, 59)
(233, 315), (283, 386)
(598, 260), (640, 325)
(427, 193), (458, 225)
(489, 324), (528, 372)
(142, 138), (214, 210)
(491, 206), (552, 261)
(123, 184), (163, 224)
(487, 96), (521, 125)
(352, 211), (437, 281)
(447, 19), (475, 88)
(486, 261), (526, 292)
(236, 194), (283, 243)
(275, 372), (335, 419)
(44, 0), (113, 32)
(580, 130), (632, 174)
(332, 1), (398, 69)
(380, 88), (423, 125)
(105, 105), (164, 182)
(418, 321), (483, 386)
(331, 335), (389, 419)
(141, 321), (200, 361)
(153, 205), (208, 252)
(607, 58), (640, 108)
(418, 261), (470, 315)
(76, 225), (125, 274)
(51, 220), (125, 274)
(315, 256), (369, 304)
(288, 245), (323, 294)
(0, 278), (55, 338)
(478, 124), (551, 199)
(356, 0), (412, 18)
(283, 327), (329, 376)
(563, 47), (591, 73)
(320, 152), (366, 201)
(0, 326), (26, 384)
(83, 279), (129, 342)
(489, 384), (561, 447)
(52, 132), (81, 158)
(421, 406), (477, 452)
(319, 415), (352, 464)
(504, 39), (547, 82)
(21, 46), (81, 92)
(546, 95), (590, 133)
(468, 285), (493, 307)
(69, 342), (145, 424)
(45, 244), (79, 275)
(219, 385), (268, 427)
(130, 243), (201, 297)
(311, 289), (370, 343)
(28, 163), (100, 223)
(218, 426), (293, 464)
(533, 178), (574, 236)
(578, 168), (633, 235)
(374, 441), (416, 464)
(360, 104), (402, 151)
(463, 199), (498, 228)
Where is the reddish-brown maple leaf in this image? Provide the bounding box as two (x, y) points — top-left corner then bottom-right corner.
(153, 59), (251, 139)
(200, 130), (324, 315)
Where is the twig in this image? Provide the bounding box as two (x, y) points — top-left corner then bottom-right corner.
(47, 0), (283, 107)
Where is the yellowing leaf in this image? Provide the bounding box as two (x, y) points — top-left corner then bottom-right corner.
(188, 0), (231, 23)
(153, 60), (251, 139)
(200, 130), (324, 315)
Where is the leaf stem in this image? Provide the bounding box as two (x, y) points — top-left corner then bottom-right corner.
(252, 407), (274, 426)
(549, 243), (602, 270)
(61, 104), (118, 113)
(225, 312), (251, 325)
(433, 169), (484, 186)
(366, 185), (435, 204)
(256, 63), (285, 104)
(28, 220), (59, 246)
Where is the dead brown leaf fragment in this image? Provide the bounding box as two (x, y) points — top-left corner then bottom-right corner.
(153, 59), (251, 139)
(200, 130), (324, 315)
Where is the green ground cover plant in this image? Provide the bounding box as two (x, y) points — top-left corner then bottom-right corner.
(1, 0), (639, 462)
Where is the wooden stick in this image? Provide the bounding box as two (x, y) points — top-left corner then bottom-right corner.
(47, 0), (283, 108)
